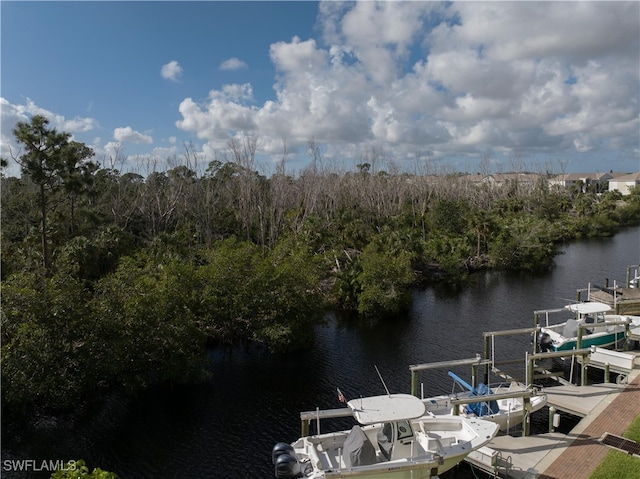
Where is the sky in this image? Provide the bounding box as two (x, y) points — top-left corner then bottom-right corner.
(1, 1), (639, 178)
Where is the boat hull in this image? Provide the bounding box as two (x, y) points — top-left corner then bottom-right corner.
(313, 453), (466, 478)
(551, 330), (627, 352)
(295, 448), (471, 479)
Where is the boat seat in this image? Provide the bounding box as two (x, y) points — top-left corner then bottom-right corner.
(415, 425), (443, 454)
(421, 430), (457, 453)
(437, 436), (456, 448)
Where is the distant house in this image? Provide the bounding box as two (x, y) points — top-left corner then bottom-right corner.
(608, 173), (640, 195)
(548, 172), (613, 193)
(464, 174), (495, 186)
(464, 173), (540, 191)
(492, 173), (540, 190)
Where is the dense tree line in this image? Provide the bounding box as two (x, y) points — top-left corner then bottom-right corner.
(2, 116), (640, 413)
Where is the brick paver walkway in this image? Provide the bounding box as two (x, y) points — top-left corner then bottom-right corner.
(539, 373), (640, 479)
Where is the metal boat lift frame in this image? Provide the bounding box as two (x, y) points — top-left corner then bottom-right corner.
(409, 355), (537, 437)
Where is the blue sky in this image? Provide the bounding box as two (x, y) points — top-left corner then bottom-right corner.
(2, 1), (639, 177)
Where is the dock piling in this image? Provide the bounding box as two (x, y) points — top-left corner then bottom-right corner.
(484, 336), (491, 384)
(548, 406), (557, 433)
(522, 397), (531, 437)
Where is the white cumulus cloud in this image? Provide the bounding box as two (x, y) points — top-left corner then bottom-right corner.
(220, 57), (248, 71)
(114, 126), (153, 144)
(161, 60), (183, 82)
(173, 1), (639, 170)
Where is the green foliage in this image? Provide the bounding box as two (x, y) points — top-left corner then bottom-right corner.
(613, 187), (640, 226)
(424, 233), (472, 276)
(428, 199), (468, 234)
(1, 272), (92, 409)
(196, 238), (263, 344)
(488, 216), (556, 271)
(1, 255), (209, 409)
(332, 249), (362, 312)
(54, 226), (134, 281)
(13, 115), (74, 186)
(626, 414), (640, 442)
(252, 241), (324, 351)
(0, 177), (39, 245)
(589, 451), (640, 479)
(197, 237), (324, 352)
(356, 241), (415, 318)
(91, 255), (207, 391)
(50, 460), (118, 479)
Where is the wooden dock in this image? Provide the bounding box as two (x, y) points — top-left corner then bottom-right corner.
(465, 433), (570, 478)
(463, 274), (640, 477)
(587, 287), (640, 315)
(543, 383), (625, 417)
(577, 265), (640, 315)
(463, 370), (640, 478)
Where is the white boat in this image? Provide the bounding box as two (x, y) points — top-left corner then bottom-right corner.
(421, 372), (547, 432)
(272, 392), (499, 478)
(537, 302), (640, 352)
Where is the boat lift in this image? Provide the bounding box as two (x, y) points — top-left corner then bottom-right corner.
(409, 355), (492, 397)
(409, 355), (537, 436)
(482, 326), (541, 385)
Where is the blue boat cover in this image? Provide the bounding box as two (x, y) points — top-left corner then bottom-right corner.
(465, 383), (499, 417)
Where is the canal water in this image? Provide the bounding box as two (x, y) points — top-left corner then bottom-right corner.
(2, 227), (639, 479)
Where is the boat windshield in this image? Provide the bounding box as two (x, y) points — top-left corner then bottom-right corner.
(584, 313), (606, 324)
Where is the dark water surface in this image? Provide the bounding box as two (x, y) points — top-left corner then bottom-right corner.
(2, 227), (639, 479)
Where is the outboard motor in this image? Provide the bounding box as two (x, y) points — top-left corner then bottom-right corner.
(274, 453), (301, 479)
(538, 332), (553, 352)
(272, 443), (295, 464)
(272, 443), (302, 478)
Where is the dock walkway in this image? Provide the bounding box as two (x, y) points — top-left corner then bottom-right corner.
(538, 370), (640, 479)
(467, 371), (640, 478)
(543, 382), (627, 417)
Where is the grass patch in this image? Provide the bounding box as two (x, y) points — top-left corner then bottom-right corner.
(589, 414), (640, 479)
(624, 414), (640, 442)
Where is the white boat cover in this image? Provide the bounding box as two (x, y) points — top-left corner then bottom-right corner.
(342, 425), (377, 467)
(348, 394), (426, 425)
(565, 302), (612, 314)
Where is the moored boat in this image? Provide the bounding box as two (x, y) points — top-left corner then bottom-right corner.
(422, 372), (547, 432)
(272, 392), (499, 478)
(537, 302), (640, 352)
